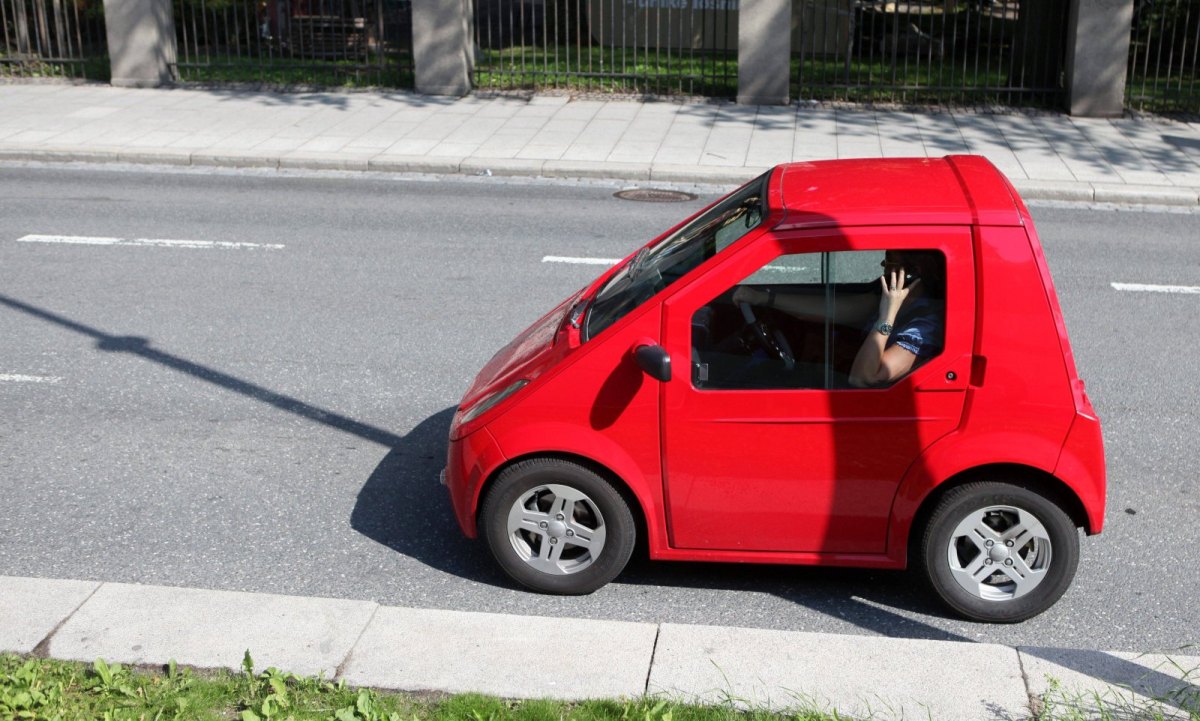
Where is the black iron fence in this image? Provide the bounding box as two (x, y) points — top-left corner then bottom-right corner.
(1126, 0), (1199, 112)
(173, 0), (413, 88)
(472, 0), (739, 96)
(792, 0), (1069, 105)
(1, 0), (108, 79)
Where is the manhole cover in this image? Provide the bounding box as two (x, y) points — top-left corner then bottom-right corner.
(614, 188), (698, 203)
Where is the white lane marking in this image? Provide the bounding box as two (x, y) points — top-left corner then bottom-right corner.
(17, 235), (285, 250)
(0, 373), (62, 384)
(542, 255), (621, 266)
(1112, 282), (1200, 294)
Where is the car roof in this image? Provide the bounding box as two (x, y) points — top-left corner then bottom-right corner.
(771, 155), (1024, 230)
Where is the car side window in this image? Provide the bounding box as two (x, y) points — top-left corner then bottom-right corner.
(691, 249), (946, 390)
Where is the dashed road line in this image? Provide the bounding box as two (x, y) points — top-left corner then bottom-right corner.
(17, 235), (285, 250)
(1112, 282), (1200, 294)
(542, 255), (621, 266)
(0, 373), (62, 384)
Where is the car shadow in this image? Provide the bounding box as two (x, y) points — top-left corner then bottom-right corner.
(350, 406), (509, 587)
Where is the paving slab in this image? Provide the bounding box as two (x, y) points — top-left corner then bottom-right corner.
(339, 606), (657, 700)
(1021, 646), (1200, 720)
(0, 576), (99, 653)
(48, 582), (378, 678)
(647, 623), (1030, 721)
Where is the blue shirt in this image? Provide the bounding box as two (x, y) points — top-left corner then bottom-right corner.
(888, 298), (944, 359)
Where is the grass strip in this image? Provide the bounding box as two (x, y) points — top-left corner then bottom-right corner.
(1, 652), (846, 721)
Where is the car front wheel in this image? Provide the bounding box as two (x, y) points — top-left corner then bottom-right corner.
(479, 458), (636, 595)
(921, 481), (1080, 623)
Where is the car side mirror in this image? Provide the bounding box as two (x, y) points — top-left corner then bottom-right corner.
(634, 344), (671, 382)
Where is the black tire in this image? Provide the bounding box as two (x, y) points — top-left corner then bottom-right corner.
(479, 458), (636, 595)
(921, 481), (1080, 623)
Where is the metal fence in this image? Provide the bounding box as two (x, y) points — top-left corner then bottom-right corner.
(1126, 0), (1199, 112)
(1, 0), (108, 79)
(791, 0), (1069, 105)
(472, 0), (739, 96)
(174, 0), (413, 88)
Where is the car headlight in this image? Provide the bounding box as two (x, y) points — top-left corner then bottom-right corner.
(458, 379), (529, 425)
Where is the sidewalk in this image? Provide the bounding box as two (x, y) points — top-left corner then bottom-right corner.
(3, 83), (1200, 205)
(3, 575), (1198, 720)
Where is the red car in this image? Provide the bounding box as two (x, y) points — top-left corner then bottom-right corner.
(444, 156), (1105, 623)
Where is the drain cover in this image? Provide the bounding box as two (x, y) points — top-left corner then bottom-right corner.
(614, 188), (698, 203)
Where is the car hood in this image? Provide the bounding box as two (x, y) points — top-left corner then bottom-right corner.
(458, 290), (583, 410)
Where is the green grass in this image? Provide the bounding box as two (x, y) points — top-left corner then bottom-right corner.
(0, 54), (111, 82)
(472, 45), (1060, 106)
(1035, 671), (1200, 721)
(175, 52), (414, 90)
(1126, 70), (1200, 114)
(0, 652), (848, 721)
(473, 45), (737, 97)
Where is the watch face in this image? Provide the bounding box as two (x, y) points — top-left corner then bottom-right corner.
(879, 322), (893, 335)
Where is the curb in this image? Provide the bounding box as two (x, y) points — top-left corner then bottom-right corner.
(3, 147), (1199, 206)
(3, 575), (1199, 721)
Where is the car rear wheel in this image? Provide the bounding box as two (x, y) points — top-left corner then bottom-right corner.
(921, 481), (1079, 623)
(480, 458), (636, 595)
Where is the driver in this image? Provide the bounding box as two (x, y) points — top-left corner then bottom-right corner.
(731, 250), (944, 387)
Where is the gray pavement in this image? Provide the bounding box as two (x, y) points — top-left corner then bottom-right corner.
(3, 575), (1198, 720)
(3, 83), (1200, 204)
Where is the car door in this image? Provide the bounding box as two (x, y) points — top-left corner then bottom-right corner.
(660, 226), (975, 555)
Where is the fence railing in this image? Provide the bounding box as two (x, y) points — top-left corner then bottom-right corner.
(1126, 0), (1199, 113)
(472, 0), (739, 96)
(792, 0), (1069, 106)
(173, 0), (413, 88)
(1, 0), (108, 80)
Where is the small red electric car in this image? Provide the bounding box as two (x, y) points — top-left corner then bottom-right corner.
(444, 156), (1105, 623)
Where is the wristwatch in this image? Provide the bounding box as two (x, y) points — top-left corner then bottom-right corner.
(876, 321), (893, 336)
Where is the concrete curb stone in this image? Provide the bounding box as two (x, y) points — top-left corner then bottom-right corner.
(278, 152), (371, 171)
(367, 155), (465, 174)
(1092, 184), (1200, 206)
(649, 164), (767, 184)
(460, 157), (547, 177)
(647, 622), (1031, 721)
(339, 606), (658, 700)
(191, 151), (280, 169)
(1011, 180), (1096, 203)
(117, 149), (194, 166)
(0, 576), (100, 654)
(542, 160), (652, 180)
(48, 582), (378, 678)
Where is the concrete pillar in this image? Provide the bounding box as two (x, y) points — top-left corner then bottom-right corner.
(1064, 0), (1133, 117)
(412, 0), (474, 96)
(102, 0), (177, 87)
(737, 0), (791, 105)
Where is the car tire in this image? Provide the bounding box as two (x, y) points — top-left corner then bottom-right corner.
(479, 458), (636, 595)
(921, 481), (1079, 623)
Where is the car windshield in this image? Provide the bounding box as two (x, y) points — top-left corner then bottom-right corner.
(585, 172), (770, 340)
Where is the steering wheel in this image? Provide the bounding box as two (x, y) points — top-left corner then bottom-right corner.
(739, 302), (796, 370)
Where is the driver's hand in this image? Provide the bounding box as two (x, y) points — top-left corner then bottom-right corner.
(732, 286), (764, 306)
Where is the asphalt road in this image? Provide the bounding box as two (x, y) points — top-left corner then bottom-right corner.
(1, 164), (1197, 652)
